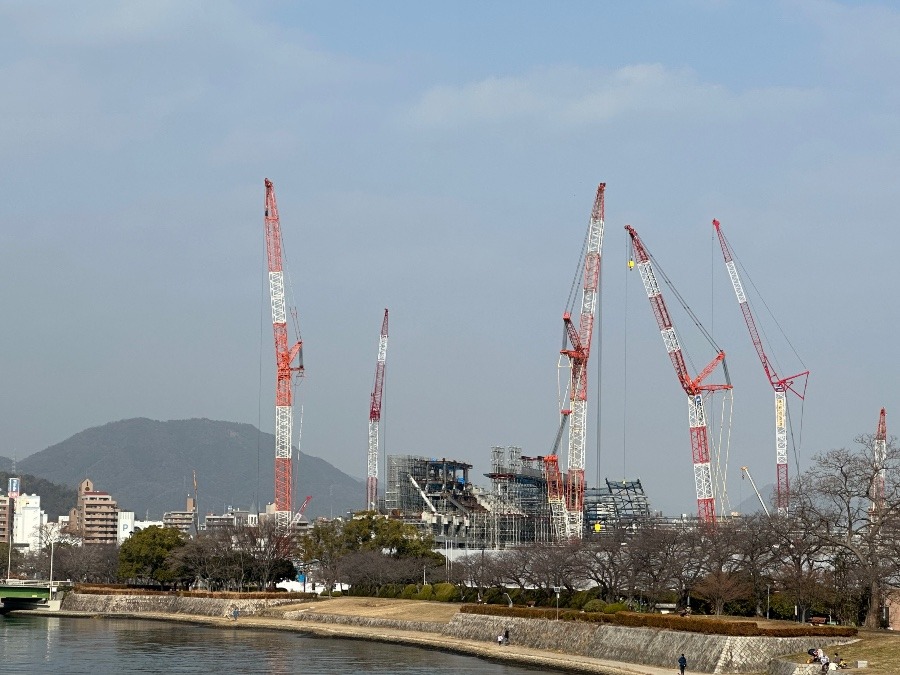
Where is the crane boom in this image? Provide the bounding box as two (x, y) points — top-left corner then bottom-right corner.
(367, 309), (389, 511)
(713, 219), (808, 513)
(740, 466), (770, 517)
(872, 408), (887, 518)
(264, 178), (304, 529)
(625, 225), (731, 523)
(558, 183), (605, 539)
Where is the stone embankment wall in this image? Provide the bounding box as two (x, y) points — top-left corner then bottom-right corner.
(443, 615), (850, 674)
(60, 592), (297, 618)
(767, 660), (824, 675)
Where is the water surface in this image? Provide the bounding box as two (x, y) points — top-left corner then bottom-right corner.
(0, 615), (547, 674)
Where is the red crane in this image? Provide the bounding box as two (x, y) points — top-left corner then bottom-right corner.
(625, 225), (731, 523)
(264, 178), (304, 529)
(873, 408), (887, 518)
(367, 309), (389, 511)
(556, 183), (605, 539)
(713, 220), (808, 513)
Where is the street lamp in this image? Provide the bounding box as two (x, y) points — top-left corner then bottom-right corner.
(49, 539), (56, 590)
(766, 584), (770, 620)
(553, 586), (561, 620)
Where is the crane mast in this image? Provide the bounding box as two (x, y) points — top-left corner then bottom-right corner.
(713, 219), (808, 514)
(625, 225), (731, 523)
(367, 309), (389, 511)
(264, 178), (304, 530)
(559, 183), (605, 539)
(872, 408), (887, 518)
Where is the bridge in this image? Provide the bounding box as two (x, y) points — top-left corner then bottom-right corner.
(0, 580), (68, 612)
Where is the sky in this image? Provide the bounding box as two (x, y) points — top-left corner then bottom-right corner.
(0, 0), (897, 517)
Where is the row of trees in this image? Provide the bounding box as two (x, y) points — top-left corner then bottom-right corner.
(452, 431), (900, 628)
(4, 430), (896, 628)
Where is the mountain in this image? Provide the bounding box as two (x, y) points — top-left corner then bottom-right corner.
(0, 472), (77, 519)
(732, 482), (776, 516)
(0, 456), (11, 472)
(18, 418), (365, 520)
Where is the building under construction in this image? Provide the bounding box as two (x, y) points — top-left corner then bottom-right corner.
(383, 448), (650, 548)
(584, 479), (651, 533)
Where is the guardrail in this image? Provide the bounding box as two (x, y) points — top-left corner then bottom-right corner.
(3, 579), (71, 588)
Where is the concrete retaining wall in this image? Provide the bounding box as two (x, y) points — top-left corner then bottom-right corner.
(768, 660), (823, 675)
(441, 614), (850, 674)
(60, 593), (297, 617)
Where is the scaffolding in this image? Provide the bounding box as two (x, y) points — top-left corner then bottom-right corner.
(385, 453), (649, 547)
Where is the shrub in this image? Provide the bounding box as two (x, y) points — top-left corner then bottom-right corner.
(458, 605), (857, 637)
(433, 583), (459, 602)
(582, 600), (606, 613)
(400, 584), (418, 600)
(604, 602), (629, 614)
(416, 584), (434, 601)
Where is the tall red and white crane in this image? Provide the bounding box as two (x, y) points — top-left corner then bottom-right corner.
(264, 178), (304, 529)
(625, 225), (731, 523)
(367, 309), (389, 511)
(713, 219), (808, 514)
(557, 183), (605, 539)
(872, 408), (887, 518)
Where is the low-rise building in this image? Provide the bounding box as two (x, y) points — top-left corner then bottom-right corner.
(163, 497), (196, 535)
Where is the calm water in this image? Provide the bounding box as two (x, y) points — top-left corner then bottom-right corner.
(0, 615), (547, 674)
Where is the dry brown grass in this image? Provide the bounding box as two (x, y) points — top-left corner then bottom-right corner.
(278, 596), (462, 623)
(780, 628), (900, 673)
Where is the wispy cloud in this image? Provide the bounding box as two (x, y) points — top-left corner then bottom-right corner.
(404, 63), (821, 133)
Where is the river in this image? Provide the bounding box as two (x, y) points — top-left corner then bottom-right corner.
(0, 615), (547, 674)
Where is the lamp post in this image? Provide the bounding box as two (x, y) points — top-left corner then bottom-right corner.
(6, 506), (13, 582)
(766, 584), (770, 620)
(48, 539), (56, 597)
(554, 586), (561, 620)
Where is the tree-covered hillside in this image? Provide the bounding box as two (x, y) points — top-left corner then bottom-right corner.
(19, 418), (365, 520)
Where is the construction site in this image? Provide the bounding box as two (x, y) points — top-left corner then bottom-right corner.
(259, 178), (871, 547)
(379, 449), (652, 548)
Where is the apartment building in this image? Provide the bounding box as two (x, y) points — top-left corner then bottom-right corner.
(0, 495), (10, 544)
(67, 478), (119, 545)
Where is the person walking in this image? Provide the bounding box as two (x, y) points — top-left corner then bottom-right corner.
(678, 653), (687, 675)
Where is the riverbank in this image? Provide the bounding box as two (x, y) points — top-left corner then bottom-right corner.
(38, 594), (851, 675)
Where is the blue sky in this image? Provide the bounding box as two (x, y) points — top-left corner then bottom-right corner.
(0, 0), (897, 516)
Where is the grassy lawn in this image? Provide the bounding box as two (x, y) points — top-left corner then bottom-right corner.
(774, 627), (900, 673)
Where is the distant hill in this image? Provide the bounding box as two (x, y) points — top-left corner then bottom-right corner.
(0, 456), (10, 472)
(732, 482), (777, 516)
(19, 418), (365, 520)
(0, 472), (77, 519)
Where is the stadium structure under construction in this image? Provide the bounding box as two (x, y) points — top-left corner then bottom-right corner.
(381, 448), (652, 548)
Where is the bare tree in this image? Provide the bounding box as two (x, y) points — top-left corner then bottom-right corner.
(791, 434), (900, 627)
